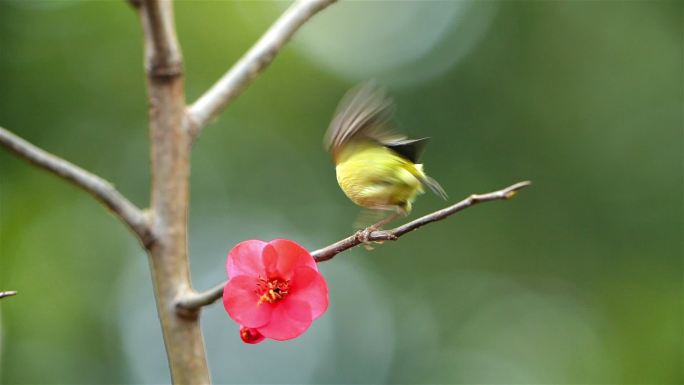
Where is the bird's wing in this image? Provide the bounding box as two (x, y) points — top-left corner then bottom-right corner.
(325, 81), (405, 160)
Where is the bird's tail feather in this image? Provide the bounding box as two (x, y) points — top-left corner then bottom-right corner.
(422, 175), (448, 200)
(414, 164), (448, 200)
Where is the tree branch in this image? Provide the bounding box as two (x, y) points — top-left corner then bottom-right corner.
(187, 0), (336, 137)
(138, 1), (211, 383)
(140, 0), (183, 78)
(0, 126), (154, 247)
(0, 291), (17, 300)
(176, 180), (532, 310)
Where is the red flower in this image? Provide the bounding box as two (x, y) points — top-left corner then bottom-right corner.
(222, 239), (329, 343)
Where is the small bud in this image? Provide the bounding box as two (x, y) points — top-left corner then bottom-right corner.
(504, 190), (518, 199)
(240, 326), (265, 344)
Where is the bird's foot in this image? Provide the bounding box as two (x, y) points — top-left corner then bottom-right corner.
(355, 226), (378, 250)
(355, 226), (374, 243)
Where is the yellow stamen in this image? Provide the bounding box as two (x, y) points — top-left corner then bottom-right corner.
(256, 277), (290, 305)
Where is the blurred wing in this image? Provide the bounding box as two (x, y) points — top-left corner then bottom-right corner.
(325, 81), (404, 159)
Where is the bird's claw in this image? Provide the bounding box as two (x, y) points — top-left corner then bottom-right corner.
(355, 226), (378, 249)
(355, 227), (374, 243)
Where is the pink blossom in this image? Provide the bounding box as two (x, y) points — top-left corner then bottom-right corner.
(223, 239), (329, 343)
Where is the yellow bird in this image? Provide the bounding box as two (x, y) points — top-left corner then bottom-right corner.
(325, 82), (447, 229)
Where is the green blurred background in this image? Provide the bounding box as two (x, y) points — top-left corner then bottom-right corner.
(0, 0), (681, 383)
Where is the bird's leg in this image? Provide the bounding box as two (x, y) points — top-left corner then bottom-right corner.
(372, 211), (402, 229)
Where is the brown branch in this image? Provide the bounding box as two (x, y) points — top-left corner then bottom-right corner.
(187, 0), (337, 137)
(0, 291), (17, 299)
(137, 1), (210, 383)
(140, 0), (182, 78)
(176, 282), (225, 311)
(0, 126), (154, 247)
(176, 180), (532, 311)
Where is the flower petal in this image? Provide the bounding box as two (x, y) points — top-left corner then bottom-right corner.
(262, 244), (279, 278)
(227, 240), (267, 278)
(268, 239), (317, 279)
(289, 266), (329, 320)
(223, 276), (273, 328)
(257, 299), (313, 341)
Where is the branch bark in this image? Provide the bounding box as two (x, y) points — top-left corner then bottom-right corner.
(140, 0), (182, 78)
(137, 0), (209, 383)
(187, 0), (336, 137)
(176, 180), (532, 311)
(0, 126), (153, 247)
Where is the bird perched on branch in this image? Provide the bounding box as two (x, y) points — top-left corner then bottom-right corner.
(325, 82), (447, 233)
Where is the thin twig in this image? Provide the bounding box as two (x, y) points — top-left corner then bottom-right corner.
(0, 126), (154, 247)
(176, 282), (225, 311)
(312, 181), (531, 261)
(187, 0), (336, 137)
(176, 180), (532, 310)
(0, 291), (17, 299)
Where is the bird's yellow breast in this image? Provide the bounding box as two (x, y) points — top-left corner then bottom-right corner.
(335, 143), (425, 213)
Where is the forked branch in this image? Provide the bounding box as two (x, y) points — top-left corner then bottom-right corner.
(176, 180), (532, 310)
(0, 126), (154, 247)
(187, 0), (336, 136)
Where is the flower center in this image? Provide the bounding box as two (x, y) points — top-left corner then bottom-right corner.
(256, 276), (290, 304)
